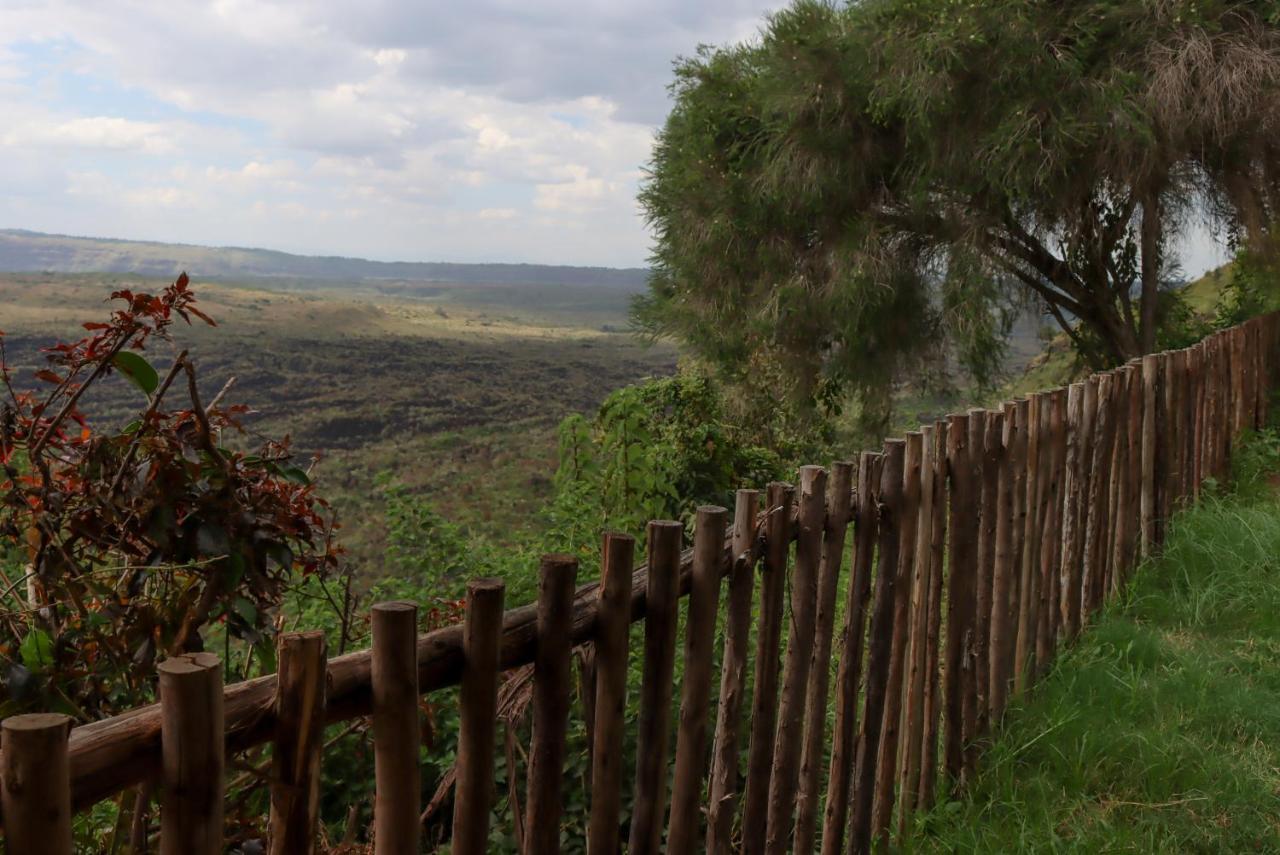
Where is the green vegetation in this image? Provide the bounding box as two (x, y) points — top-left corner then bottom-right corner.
(640, 0), (1280, 437)
(903, 430), (1280, 852)
(0, 272), (674, 573)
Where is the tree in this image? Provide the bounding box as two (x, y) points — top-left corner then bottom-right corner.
(639, 0), (1280, 419)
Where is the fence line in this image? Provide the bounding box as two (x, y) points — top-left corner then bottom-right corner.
(2, 313), (1276, 853)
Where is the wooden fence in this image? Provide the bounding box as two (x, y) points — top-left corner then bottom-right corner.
(2, 313), (1277, 854)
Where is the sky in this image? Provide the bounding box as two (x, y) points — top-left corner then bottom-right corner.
(0, 0), (781, 268)
(0, 1), (1233, 274)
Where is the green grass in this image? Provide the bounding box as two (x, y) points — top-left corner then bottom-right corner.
(903, 458), (1280, 852)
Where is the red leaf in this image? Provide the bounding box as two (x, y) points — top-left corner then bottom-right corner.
(34, 369), (63, 385)
(187, 305), (217, 327)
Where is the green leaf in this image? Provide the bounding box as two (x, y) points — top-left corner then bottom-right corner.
(232, 597), (258, 625)
(280, 466), (311, 486)
(254, 637), (277, 675)
(113, 352), (159, 396)
(19, 629), (54, 673)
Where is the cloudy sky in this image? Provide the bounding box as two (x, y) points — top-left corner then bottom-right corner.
(0, 1), (780, 267)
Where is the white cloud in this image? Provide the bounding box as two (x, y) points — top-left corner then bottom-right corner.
(2, 116), (175, 153)
(0, 0), (784, 266)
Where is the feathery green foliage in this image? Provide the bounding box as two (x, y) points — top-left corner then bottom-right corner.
(641, 0), (1280, 428)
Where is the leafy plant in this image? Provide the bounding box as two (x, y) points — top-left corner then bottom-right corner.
(0, 274), (340, 719)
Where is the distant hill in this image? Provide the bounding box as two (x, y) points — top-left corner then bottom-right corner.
(0, 229), (650, 289)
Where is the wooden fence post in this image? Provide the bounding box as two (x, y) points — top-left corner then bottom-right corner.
(270, 631), (327, 855)
(1014, 395), (1043, 694)
(668, 506), (729, 855)
(706, 490), (761, 854)
(743, 482), (794, 854)
(917, 423), (949, 811)
(1081, 375), (1114, 619)
(871, 434), (921, 841)
(767, 466), (828, 853)
(795, 462), (855, 855)
(989, 402), (1018, 719)
(1059, 383), (1085, 640)
(628, 520), (683, 855)
(1007, 398), (1030, 695)
(159, 652), (223, 855)
(587, 533), (635, 855)
(1036, 390), (1067, 676)
(371, 602), (420, 855)
(973, 410), (1000, 738)
(525, 556), (579, 854)
(943, 413), (976, 787)
(821, 454), (880, 855)
(452, 579), (505, 855)
(898, 431), (938, 833)
(848, 439), (905, 855)
(1, 713), (73, 855)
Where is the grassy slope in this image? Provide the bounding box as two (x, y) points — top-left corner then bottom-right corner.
(904, 455), (1280, 852)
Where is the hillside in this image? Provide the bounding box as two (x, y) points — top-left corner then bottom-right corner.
(0, 229), (649, 289)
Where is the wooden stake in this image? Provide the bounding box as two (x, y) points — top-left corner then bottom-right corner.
(917, 423), (949, 811)
(587, 533), (635, 855)
(943, 413), (977, 786)
(270, 631), (327, 855)
(820, 454), (880, 855)
(628, 520), (684, 855)
(973, 410), (1000, 737)
(159, 652), (224, 855)
(1059, 383), (1086, 640)
(1, 713), (73, 855)
(870, 434), (920, 841)
(848, 439), (905, 855)
(452, 580), (505, 855)
(897, 432), (937, 833)
(1014, 394), (1043, 694)
(743, 482), (794, 854)
(1081, 375), (1114, 619)
(371, 603), (419, 855)
(668, 506), (729, 855)
(795, 462), (856, 855)
(988, 402), (1018, 719)
(706, 490), (761, 854)
(525, 556), (579, 855)
(767, 466), (828, 853)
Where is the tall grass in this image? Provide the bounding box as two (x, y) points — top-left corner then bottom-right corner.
(903, 433), (1280, 852)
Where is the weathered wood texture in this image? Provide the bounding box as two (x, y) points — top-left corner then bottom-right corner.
(270, 631), (327, 855)
(525, 556), (579, 855)
(849, 439), (905, 855)
(452, 581), (505, 855)
(158, 652), (224, 855)
(794, 462), (855, 855)
(706, 490), (761, 854)
(2, 713), (73, 855)
(742, 482), (794, 855)
(668, 507), (728, 855)
(628, 521), (684, 855)
(587, 533), (635, 855)
(821, 453), (880, 855)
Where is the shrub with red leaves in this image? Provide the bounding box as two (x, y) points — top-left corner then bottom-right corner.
(0, 274), (340, 718)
